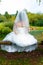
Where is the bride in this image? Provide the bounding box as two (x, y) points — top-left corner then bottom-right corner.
(1, 10), (37, 52)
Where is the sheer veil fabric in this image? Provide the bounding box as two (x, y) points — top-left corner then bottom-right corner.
(13, 10), (29, 29)
(13, 10), (30, 33)
(1, 10), (37, 52)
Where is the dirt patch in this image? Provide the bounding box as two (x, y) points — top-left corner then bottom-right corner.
(0, 45), (43, 59)
(0, 45), (43, 65)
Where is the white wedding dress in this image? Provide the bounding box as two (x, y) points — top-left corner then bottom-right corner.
(1, 10), (37, 52)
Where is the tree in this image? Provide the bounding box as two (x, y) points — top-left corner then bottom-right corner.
(0, 0), (1, 2)
(0, 15), (6, 22)
(36, 0), (41, 5)
(4, 11), (10, 19)
(15, 11), (18, 17)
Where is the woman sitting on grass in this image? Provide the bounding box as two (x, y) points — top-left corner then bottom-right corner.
(1, 10), (37, 52)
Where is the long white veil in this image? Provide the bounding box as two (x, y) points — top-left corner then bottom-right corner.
(13, 10), (30, 32)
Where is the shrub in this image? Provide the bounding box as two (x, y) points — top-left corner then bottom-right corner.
(3, 22), (14, 30)
(0, 26), (12, 34)
(0, 15), (6, 22)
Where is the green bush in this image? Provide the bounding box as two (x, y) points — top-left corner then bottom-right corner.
(35, 19), (43, 26)
(30, 19), (43, 26)
(2, 27), (12, 34)
(0, 26), (12, 34)
(0, 15), (6, 22)
(3, 22), (14, 29)
(0, 21), (14, 29)
(0, 25), (12, 40)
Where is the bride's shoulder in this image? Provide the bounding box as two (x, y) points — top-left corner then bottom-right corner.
(8, 32), (16, 36)
(7, 32), (14, 35)
(5, 32), (14, 37)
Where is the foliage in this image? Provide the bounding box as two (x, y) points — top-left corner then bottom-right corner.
(4, 12), (11, 19)
(0, 11), (43, 26)
(0, 15), (6, 22)
(0, 26), (12, 34)
(27, 12), (43, 26)
(3, 22), (14, 29)
(0, 12), (15, 22)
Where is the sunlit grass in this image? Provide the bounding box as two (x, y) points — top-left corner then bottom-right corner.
(0, 53), (43, 65)
(30, 30), (43, 43)
(30, 26), (43, 30)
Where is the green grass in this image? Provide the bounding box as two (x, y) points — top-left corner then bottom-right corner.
(30, 26), (43, 30)
(0, 58), (31, 65)
(0, 58), (43, 65)
(30, 30), (43, 43)
(37, 58), (43, 65)
(0, 52), (43, 65)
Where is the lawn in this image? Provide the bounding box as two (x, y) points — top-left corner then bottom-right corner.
(0, 45), (43, 65)
(30, 30), (43, 43)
